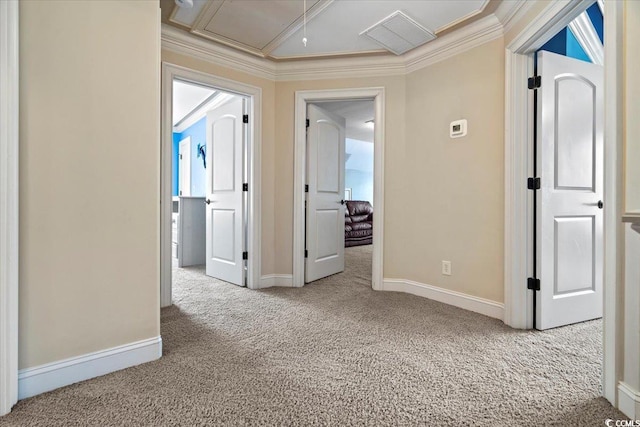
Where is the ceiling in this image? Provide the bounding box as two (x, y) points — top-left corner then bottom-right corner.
(163, 0), (497, 61)
(319, 100), (374, 143)
(173, 80), (215, 126)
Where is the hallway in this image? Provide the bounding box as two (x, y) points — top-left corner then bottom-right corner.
(0, 249), (624, 425)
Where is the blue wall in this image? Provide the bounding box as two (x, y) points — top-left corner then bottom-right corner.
(539, 27), (590, 63)
(345, 138), (374, 204)
(566, 28), (591, 63)
(172, 116), (207, 197)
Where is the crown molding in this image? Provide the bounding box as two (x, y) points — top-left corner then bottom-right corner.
(494, 0), (535, 34)
(161, 25), (277, 81)
(161, 1), (532, 82)
(275, 54), (405, 82)
(405, 14), (503, 74)
(568, 11), (604, 65)
(435, 0), (490, 34)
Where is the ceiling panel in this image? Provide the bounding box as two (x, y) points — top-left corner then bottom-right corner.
(200, 0), (319, 51)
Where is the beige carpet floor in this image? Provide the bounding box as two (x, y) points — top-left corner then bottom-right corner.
(0, 245), (626, 426)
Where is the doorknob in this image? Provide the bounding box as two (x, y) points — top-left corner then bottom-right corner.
(205, 199), (212, 205)
(597, 200), (603, 209)
(339, 200), (345, 205)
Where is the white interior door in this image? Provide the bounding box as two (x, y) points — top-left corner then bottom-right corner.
(205, 97), (245, 286)
(536, 50), (603, 330)
(178, 137), (191, 196)
(305, 104), (346, 283)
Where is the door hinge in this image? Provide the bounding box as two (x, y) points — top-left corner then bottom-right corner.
(243, 114), (249, 124)
(243, 251), (248, 260)
(527, 177), (541, 190)
(305, 184), (309, 193)
(304, 250), (308, 258)
(528, 76), (541, 90)
(527, 277), (540, 291)
(305, 119), (310, 128)
(243, 183), (249, 192)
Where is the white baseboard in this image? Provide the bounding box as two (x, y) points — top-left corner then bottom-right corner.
(383, 278), (504, 320)
(618, 382), (640, 419)
(18, 336), (162, 400)
(259, 274), (293, 289)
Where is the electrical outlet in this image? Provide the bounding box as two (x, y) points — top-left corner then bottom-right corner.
(442, 260), (452, 276)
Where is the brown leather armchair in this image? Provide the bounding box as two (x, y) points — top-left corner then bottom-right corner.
(345, 200), (373, 247)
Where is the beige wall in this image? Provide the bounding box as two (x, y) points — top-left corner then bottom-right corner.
(161, 50), (277, 276)
(401, 37), (505, 302)
(19, 1), (161, 369)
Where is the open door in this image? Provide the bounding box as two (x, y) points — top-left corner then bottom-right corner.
(305, 104), (346, 283)
(205, 97), (246, 286)
(536, 51), (603, 330)
(178, 136), (191, 196)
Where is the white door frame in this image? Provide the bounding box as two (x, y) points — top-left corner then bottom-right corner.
(293, 88), (385, 289)
(503, 0), (621, 405)
(0, 0), (19, 416)
(161, 63), (263, 306)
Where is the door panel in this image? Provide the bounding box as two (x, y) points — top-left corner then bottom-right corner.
(537, 51), (603, 330)
(305, 104), (346, 283)
(205, 97), (245, 286)
(315, 209), (340, 260)
(554, 216), (594, 295)
(555, 77), (595, 190)
(212, 118), (236, 192)
(316, 123), (340, 192)
(211, 209), (235, 263)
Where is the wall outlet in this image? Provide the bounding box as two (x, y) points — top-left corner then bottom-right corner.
(442, 260), (452, 276)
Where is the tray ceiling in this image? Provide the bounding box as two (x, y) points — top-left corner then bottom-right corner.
(166, 0), (493, 60)
(172, 80), (215, 126)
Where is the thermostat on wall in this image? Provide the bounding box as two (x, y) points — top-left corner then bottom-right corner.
(450, 119), (467, 138)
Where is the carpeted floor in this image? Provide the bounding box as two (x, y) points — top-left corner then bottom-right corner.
(0, 244), (626, 426)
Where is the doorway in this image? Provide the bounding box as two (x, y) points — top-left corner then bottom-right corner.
(161, 63), (263, 307)
(532, 5), (605, 330)
(292, 88), (385, 289)
(171, 79), (249, 288)
(504, 0), (621, 405)
(304, 100), (375, 285)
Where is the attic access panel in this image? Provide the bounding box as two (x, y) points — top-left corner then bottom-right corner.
(360, 10), (436, 55)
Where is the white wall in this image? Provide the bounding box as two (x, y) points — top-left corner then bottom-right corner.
(345, 138), (374, 204)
